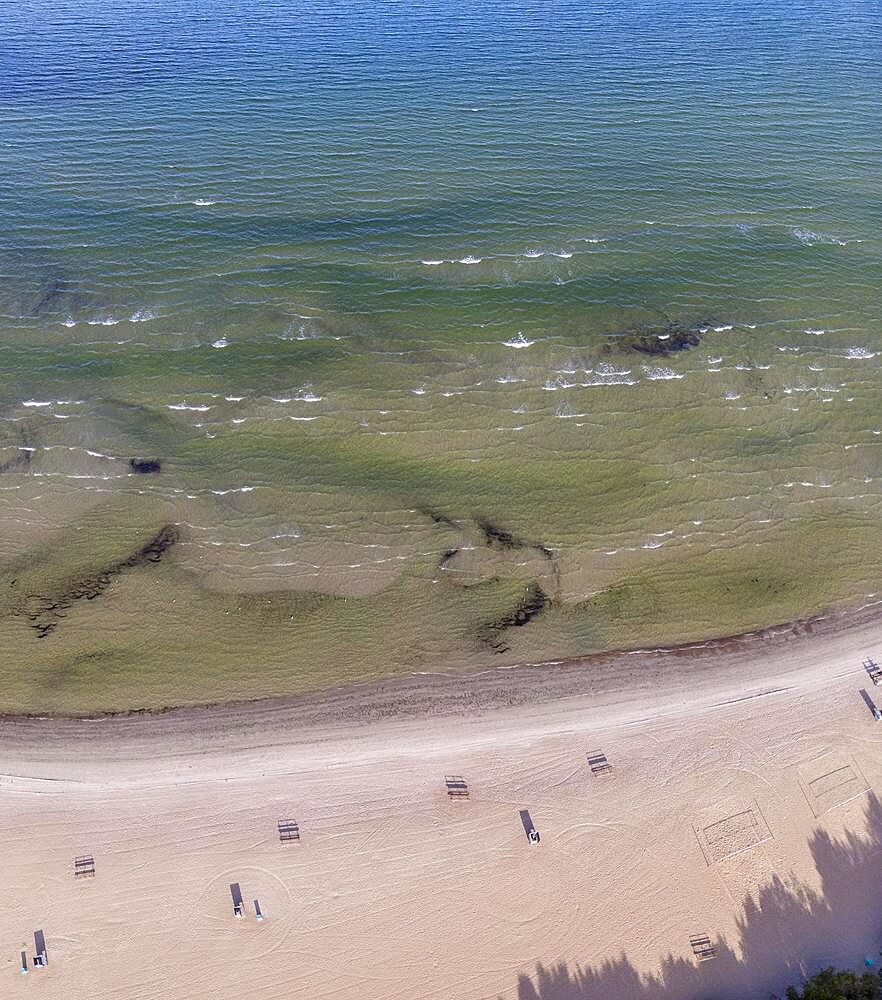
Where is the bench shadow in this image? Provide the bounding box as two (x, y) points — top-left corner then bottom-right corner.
(512, 793), (882, 1000)
(859, 688), (879, 718)
(519, 809), (537, 840)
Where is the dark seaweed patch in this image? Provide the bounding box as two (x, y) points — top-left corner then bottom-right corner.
(438, 547), (459, 569)
(32, 273), (70, 315)
(476, 518), (525, 550)
(606, 319), (720, 357)
(476, 519), (559, 592)
(18, 525), (179, 638)
(0, 428), (34, 474)
(477, 582), (550, 653)
(129, 458), (161, 474)
(420, 508), (458, 529)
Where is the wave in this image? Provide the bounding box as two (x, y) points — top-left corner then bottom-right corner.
(524, 249), (573, 260)
(503, 332), (535, 349)
(86, 317), (120, 326)
(167, 403), (212, 412)
(458, 255), (482, 264)
(193, 199), (216, 207)
(421, 259), (444, 266)
(792, 228), (847, 247)
(844, 346), (876, 359)
(641, 365), (684, 381)
(211, 338), (229, 349)
(130, 308), (156, 323)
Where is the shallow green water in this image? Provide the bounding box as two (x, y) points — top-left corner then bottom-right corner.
(1, 0), (881, 710)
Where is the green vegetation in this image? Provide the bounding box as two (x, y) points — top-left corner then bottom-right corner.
(782, 966), (882, 1000)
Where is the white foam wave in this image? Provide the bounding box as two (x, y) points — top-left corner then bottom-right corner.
(210, 486), (255, 495)
(167, 403), (211, 412)
(23, 400), (51, 407)
(805, 328), (826, 336)
(844, 346), (876, 359)
(503, 332), (535, 349)
(130, 308), (156, 323)
(458, 255), (482, 265)
(421, 259), (444, 266)
(61, 317), (76, 327)
(87, 317), (120, 326)
(641, 366), (683, 381)
(193, 199), (216, 207)
(792, 228), (847, 247)
(211, 338), (229, 349)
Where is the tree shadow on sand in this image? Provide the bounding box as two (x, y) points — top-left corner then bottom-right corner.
(514, 794), (882, 1000)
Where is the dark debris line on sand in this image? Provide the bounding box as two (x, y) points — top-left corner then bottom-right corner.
(15, 525), (180, 639)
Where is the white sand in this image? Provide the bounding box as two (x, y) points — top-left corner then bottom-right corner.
(4, 615), (882, 998)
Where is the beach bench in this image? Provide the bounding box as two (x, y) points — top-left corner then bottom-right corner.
(230, 883), (244, 918)
(587, 750), (612, 775)
(444, 775), (469, 798)
(74, 854), (95, 877)
(278, 818), (300, 843)
(33, 930), (47, 967)
(254, 899), (263, 922)
(864, 658), (882, 685)
(690, 934), (716, 962)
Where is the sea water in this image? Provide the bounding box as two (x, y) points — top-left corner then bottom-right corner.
(1, 0), (881, 709)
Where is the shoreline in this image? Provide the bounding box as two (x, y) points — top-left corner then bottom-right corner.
(2, 597), (879, 737)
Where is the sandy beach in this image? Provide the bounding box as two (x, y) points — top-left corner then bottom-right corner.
(4, 608), (882, 998)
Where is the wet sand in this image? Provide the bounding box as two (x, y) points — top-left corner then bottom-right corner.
(4, 607), (882, 998)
